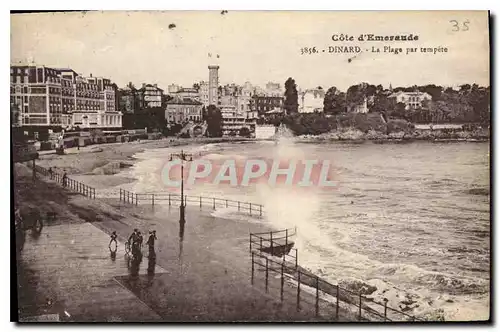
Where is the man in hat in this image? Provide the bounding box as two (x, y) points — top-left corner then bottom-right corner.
(146, 230), (157, 255)
(127, 229), (140, 255)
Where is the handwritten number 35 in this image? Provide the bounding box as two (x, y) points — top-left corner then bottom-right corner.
(450, 20), (470, 32)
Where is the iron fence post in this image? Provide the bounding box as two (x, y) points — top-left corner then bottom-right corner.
(265, 257), (269, 293)
(213, 198), (215, 209)
(270, 232), (274, 256)
(251, 251), (255, 285)
(226, 199), (228, 208)
(336, 285), (340, 320)
(136, 193), (138, 205)
(169, 193), (171, 206)
(200, 196), (202, 209)
(152, 194), (155, 206)
(359, 293), (362, 320)
(315, 276), (319, 317)
(280, 264), (284, 302)
(297, 271), (301, 311)
(238, 201), (240, 211)
(384, 299), (388, 322)
(260, 237), (263, 251)
(250, 203), (252, 215)
(259, 205), (262, 217)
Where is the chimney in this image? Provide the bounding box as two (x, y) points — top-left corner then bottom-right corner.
(142, 83), (146, 88)
(90, 73), (92, 78)
(154, 84), (157, 88)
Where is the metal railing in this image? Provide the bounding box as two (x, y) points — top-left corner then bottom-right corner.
(30, 164), (96, 199)
(250, 250), (421, 322)
(250, 228), (298, 268)
(119, 189), (264, 217)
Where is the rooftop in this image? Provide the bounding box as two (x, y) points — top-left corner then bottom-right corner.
(166, 96), (202, 106)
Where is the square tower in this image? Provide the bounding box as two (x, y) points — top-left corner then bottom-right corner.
(208, 65), (219, 106)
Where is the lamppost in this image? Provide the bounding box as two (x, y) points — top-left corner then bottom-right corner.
(169, 150), (193, 224)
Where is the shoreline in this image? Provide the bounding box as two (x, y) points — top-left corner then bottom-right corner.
(36, 136), (489, 186)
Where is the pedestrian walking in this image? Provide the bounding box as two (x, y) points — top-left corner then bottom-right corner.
(62, 171), (68, 188)
(128, 229), (139, 244)
(109, 231), (117, 248)
(128, 229), (141, 258)
(146, 230), (157, 255)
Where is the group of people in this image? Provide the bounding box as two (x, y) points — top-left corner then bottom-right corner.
(108, 228), (157, 257)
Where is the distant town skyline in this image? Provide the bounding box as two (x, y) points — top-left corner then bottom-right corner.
(11, 11), (490, 92)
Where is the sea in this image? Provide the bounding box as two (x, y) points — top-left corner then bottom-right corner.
(117, 137), (490, 321)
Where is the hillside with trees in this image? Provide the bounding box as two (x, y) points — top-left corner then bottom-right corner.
(268, 80), (489, 140)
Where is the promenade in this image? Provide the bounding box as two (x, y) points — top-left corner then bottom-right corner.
(15, 164), (335, 322)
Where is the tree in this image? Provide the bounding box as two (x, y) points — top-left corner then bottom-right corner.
(323, 86), (346, 115)
(239, 126), (251, 138)
(346, 82), (377, 112)
(205, 105), (223, 137)
(370, 93), (395, 115)
(415, 84), (443, 101)
(284, 77), (299, 114)
(390, 103), (407, 119)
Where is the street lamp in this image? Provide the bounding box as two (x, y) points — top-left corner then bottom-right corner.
(169, 150), (193, 224)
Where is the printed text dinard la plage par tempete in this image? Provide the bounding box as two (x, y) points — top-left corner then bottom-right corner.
(300, 33), (448, 55)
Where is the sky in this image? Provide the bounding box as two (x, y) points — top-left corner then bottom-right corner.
(10, 11), (490, 92)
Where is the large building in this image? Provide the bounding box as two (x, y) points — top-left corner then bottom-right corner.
(265, 82), (283, 97)
(118, 85), (139, 114)
(251, 95), (284, 116)
(168, 84), (182, 94)
(165, 97), (203, 123)
(208, 65), (219, 106)
(10, 64), (121, 128)
(199, 81), (210, 107)
(176, 87), (200, 101)
(136, 83), (163, 108)
(220, 106), (255, 136)
(299, 89), (325, 113)
(388, 91), (432, 110)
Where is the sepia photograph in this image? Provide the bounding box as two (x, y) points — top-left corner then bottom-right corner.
(10, 10), (491, 323)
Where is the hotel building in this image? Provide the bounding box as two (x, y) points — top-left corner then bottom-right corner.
(10, 65), (122, 129)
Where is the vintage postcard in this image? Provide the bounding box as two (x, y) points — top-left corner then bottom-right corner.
(11, 11), (490, 323)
